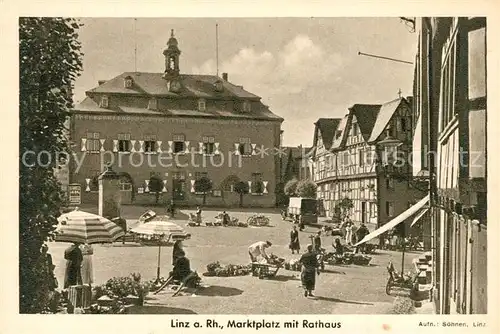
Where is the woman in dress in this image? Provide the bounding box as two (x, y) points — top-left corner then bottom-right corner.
(299, 244), (320, 297)
(172, 240), (184, 265)
(345, 220), (353, 246)
(64, 242), (83, 289)
(289, 225), (300, 254)
(80, 243), (94, 286)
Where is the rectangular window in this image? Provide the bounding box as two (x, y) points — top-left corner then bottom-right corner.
(370, 202), (377, 218)
(120, 179), (132, 191)
(173, 134), (185, 153)
(100, 95), (109, 108)
(242, 101), (252, 112)
(198, 99), (206, 111)
(386, 201), (394, 217)
(386, 177), (394, 190)
(203, 136), (215, 155)
(358, 149), (364, 167)
(238, 137), (252, 155)
(86, 132), (100, 152)
(195, 172), (208, 180)
(144, 135), (156, 153)
(118, 133), (131, 152)
(352, 124), (358, 136)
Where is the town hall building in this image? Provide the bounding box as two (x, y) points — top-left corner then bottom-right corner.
(69, 30), (283, 207)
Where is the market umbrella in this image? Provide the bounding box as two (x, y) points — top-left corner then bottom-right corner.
(130, 217), (191, 280)
(55, 209), (125, 244)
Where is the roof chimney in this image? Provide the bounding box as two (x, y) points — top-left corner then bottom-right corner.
(98, 80), (107, 86)
(222, 73), (228, 81)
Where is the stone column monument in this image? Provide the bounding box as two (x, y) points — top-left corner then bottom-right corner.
(98, 163), (121, 219)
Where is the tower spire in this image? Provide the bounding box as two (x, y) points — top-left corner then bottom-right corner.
(163, 29), (181, 76)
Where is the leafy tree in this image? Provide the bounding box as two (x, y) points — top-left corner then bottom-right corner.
(296, 179), (317, 198)
(19, 17), (83, 313)
(335, 197), (354, 222)
(194, 177), (213, 205)
(233, 181), (249, 207)
(148, 175), (164, 204)
(284, 178), (299, 197)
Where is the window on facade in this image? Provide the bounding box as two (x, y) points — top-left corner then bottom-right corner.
(386, 177), (394, 190)
(195, 172), (208, 180)
(439, 30), (458, 132)
(100, 95), (109, 108)
(173, 134), (185, 153)
(251, 172), (263, 193)
(238, 137), (252, 156)
(370, 202), (377, 218)
(148, 98), (158, 110)
(386, 201), (394, 217)
(198, 99), (206, 112)
(85, 132), (100, 152)
(144, 135), (156, 153)
(118, 133), (131, 152)
(202, 136), (215, 155)
(242, 101), (252, 112)
(400, 117), (411, 132)
(120, 179), (132, 191)
(358, 150), (364, 167)
(352, 124), (358, 136)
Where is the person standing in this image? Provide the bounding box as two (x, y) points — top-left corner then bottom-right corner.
(355, 223), (370, 253)
(313, 231), (322, 252)
(64, 242), (83, 289)
(80, 243), (94, 287)
(289, 225), (300, 254)
(299, 244), (320, 297)
(345, 220), (353, 246)
(172, 239), (184, 265)
(196, 206), (202, 225)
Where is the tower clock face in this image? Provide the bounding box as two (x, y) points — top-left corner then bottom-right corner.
(170, 80), (182, 92)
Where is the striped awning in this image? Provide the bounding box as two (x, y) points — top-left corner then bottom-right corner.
(55, 209), (125, 244)
(354, 195), (430, 246)
(130, 218), (189, 239)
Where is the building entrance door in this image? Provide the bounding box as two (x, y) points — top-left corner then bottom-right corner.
(172, 172), (185, 201)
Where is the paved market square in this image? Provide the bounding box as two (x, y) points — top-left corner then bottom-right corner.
(49, 206), (418, 314)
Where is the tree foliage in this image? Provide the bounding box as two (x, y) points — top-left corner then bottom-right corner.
(296, 179), (317, 198)
(19, 17), (83, 313)
(233, 181), (249, 207)
(284, 178), (299, 197)
(148, 175), (164, 204)
(194, 177), (213, 205)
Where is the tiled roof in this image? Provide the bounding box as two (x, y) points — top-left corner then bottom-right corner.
(88, 72), (260, 99)
(367, 98), (405, 143)
(313, 118), (341, 150)
(350, 104), (381, 142)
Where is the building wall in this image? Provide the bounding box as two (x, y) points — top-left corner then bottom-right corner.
(70, 113), (281, 207)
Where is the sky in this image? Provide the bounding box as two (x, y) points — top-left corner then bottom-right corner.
(73, 17), (417, 147)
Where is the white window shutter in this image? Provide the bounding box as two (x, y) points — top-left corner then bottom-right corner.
(139, 140), (145, 152)
(85, 178), (91, 192)
(198, 142), (204, 154)
(144, 180), (150, 192)
(167, 141), (173, 154)
(162, 180), (167, 192)
(248, 181), (252, 193)
(184, 141), (190, 154)
(81, 138), (87, 152)
(190, 180), (195, 193)
(234, 143), (241, 155)
(130, 140), (137, 152)
(113, 140), (119, 152)
(214, 142), (220, 155)
(251, 143), (257, 155)
(100, 139), (106, 152)
(263, 181), (269, 194)
(156, 140), (163, 153)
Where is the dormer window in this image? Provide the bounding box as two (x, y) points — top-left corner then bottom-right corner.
(214, 80), (224, 92)
(198, 99), (206, 112)
(242, 101), (251, 112)
(124, 76), (133, 88)
(99, 95), (109, 108)
(148, 98), (158, 110)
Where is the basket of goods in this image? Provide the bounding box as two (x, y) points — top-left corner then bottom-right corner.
(203, 261), (251, 277)
(353, 254), (372, 266)
(284, 259), (302, 271)
(268, 254), (285, 267)
(237, 221), (249, 227)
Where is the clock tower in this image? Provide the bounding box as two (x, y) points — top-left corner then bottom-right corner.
(163, 29), (181, 78)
